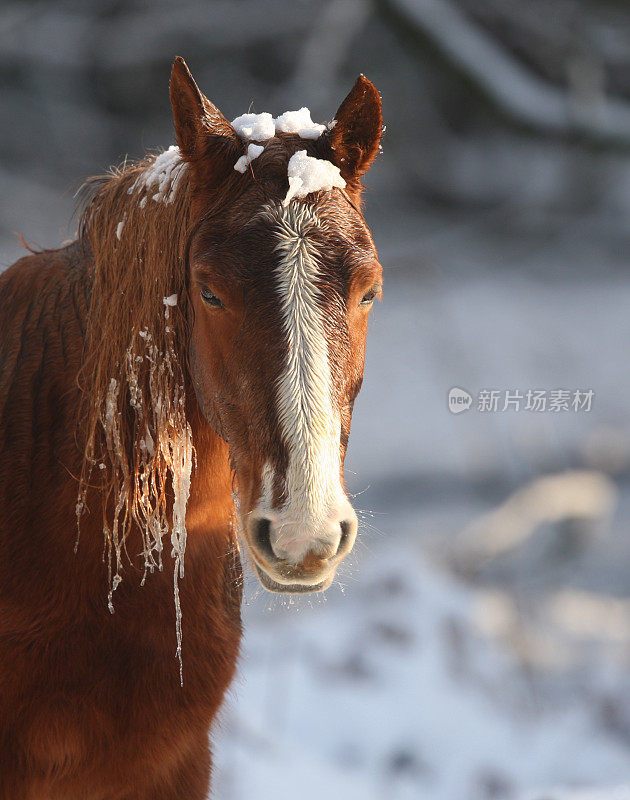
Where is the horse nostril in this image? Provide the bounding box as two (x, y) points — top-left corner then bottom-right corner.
(337, 519), (354, 555)
(253, 517), (275, 560)
(340, 520), (351, 545)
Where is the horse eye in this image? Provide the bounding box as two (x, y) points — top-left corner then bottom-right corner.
(201, 287), (223, 308)
(360, 289), (377, 306)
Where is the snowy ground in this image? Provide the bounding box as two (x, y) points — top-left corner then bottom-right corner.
(213, 537), (630, 800)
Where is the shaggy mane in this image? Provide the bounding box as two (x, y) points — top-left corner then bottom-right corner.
(77, 149), (194, 679)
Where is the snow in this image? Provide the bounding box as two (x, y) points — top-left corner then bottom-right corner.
(230, 118), (342, 203)
(103, 379), (119, 464)
(231, 108), (327, 142)
(283, 149), (345, 204)
(140, 431), (155, 459)
(234, 143), (264, 173)
(213, 532), (630, 800)
(169, 424), (193, 686)
(231, 112), (275, 142)
(115, 220), (124, 239)
(132, 145), (186, 204)
(273, 107), (325, 139)
(126, 320), (193, 684)
(229, 110), (345, 198)
(101, 377), (124, 615)
(163, 293), (177, 321)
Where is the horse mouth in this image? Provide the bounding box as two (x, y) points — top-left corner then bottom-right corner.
(252, 560), (334, 594)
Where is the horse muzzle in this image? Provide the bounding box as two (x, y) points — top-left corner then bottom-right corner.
(244, 504), (358, 593)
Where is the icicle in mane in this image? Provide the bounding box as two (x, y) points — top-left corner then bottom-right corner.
(77, 147), (194, 677)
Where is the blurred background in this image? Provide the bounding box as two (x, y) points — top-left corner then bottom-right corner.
(2, 1), (630, 798)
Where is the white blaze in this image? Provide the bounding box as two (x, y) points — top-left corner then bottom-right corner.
(266, 203), (345, 551)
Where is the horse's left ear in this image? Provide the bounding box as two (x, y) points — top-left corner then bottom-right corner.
(326, 75), (383, 182)
(169, 56), (239, 163)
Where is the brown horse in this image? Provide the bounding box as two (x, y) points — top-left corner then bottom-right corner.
(0, 57), (383, 799)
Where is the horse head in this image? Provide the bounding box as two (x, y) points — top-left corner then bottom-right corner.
(170, 58), (383, 593)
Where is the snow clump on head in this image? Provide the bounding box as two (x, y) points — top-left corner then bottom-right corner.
(229, 108), (344, 204)
(284, 150), (346, 205)
(234, 143), (264, 173)
(231, 112), (275, 141)
(231, 107), (327, 142)
(273, 108), (325, 139)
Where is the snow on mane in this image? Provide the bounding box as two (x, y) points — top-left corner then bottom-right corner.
(132, 146), (187, 204)
(283, 150), (346, 205)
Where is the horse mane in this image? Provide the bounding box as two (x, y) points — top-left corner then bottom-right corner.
(77, 149), (195, 667)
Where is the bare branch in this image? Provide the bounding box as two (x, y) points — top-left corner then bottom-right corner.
(384, 0), (630, 146)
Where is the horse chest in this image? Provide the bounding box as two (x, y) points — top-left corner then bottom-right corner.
(9, 571), (242, 797)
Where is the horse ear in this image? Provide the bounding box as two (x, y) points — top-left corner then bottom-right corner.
(326, 75), (383, 181)
(169, 56), (239, 162)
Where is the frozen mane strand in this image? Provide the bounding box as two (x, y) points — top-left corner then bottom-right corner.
(77, 148), (193, 679)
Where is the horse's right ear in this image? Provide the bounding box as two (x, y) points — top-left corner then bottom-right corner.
(169, 57), (239, 162)
(326, 75), (383, 182)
